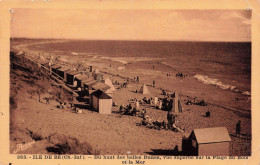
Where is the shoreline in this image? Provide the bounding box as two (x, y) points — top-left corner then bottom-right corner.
(9, 39), (251, 155)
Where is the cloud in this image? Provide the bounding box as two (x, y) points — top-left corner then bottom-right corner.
(231, 11), (251, 25)
(11, 9), (251, 41)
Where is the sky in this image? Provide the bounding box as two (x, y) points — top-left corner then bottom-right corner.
(11, 9), (251, 42)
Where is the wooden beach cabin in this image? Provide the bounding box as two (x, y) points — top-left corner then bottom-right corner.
(83, 79), (98, 91)
(66, 70), (80, 85)
(92, 82), (110, 92)
(183, 127), (232, 156)
(56, 66), (71, 80)
(82, 78), (94, 89)
(50, 64), (62, 77)
(74, 74), (89, 89)
(90, 89), (112, 114)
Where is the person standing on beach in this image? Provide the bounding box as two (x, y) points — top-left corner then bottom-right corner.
(153, 80), (155, 87)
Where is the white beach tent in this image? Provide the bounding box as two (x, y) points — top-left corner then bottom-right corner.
(171, 92), (182, 113)
(104, 77), (116, 91)
(139, 84), (150, 95)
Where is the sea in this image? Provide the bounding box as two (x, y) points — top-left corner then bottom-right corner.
(27, 40), (251, 96)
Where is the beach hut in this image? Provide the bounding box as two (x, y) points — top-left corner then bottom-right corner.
(183, 127), (232, 156)
(139, 84), (150, 95)
(50, 64), (62, 77)
(90, 89), (112, 114)
(66, 70), (80, 85)
(75, 74), (89, 88)
(92, 82), (110, 92)
(81, 78), (94, 88)
(104, 77), (116, 91)
(57, 66), (71, 80)
(83, 79), (98, 90)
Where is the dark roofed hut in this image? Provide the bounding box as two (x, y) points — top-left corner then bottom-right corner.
(83, 79), (98, 90)
(82, 78), (95, 89)
(66, 70), (80, 85)
(90, 89), (112, 114)
(74, 74), (89, 89)
(50, 64), (62, 77)
(92, 82), (110, 92)
(56, 66), (71, 80)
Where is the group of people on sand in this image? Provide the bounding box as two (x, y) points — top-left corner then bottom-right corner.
(154, 95), (177, 112)
(139, 110), (182, 132)
(122, 79), (130, 88)
(186, 97), (207, 106)
(176, 72), (188, 78)
(141, 97), (154, 105)
(119, 104), (138, 116)
(113, 79), (130, 88)
(119, 97), (153, 117)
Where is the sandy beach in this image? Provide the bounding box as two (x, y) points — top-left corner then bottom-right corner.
(10, 39), (251, 156)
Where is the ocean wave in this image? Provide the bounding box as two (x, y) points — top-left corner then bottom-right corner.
(112, 59), (128, 65)
(100, 56), (128, 64)
(194, 74), (250, 96)
(194, 74), (236, 90)
(71, 52), (79, 55)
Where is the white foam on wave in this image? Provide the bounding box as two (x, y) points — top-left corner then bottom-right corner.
(113, 59), (128, 65)
(194, 74), (251, 96)
(71, 52), (79, 55)
(194, 74), (236, 90)
(100, 56), (128, 64)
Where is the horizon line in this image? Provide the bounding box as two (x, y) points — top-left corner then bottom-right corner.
(10, 37), (251, 43)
